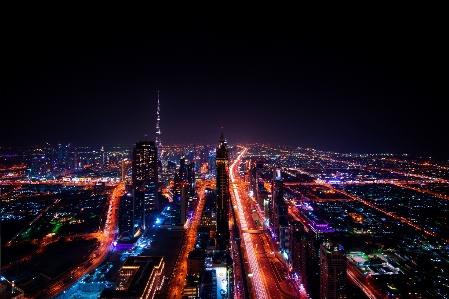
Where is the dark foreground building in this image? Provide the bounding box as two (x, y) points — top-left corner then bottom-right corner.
(215, 133), (230, 250)
(99, 256), (164, 299)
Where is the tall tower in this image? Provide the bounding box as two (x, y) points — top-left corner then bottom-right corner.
(100, 145), (105, 169)
(290, 221), (305, 277)
(320, 242), (346, 299)
(304, 219), (334, 299)
(215, 133), (230, 250)
(155, 91), (162, 163)
(132, 141), (159, 230)
(172, 156), (188, 226)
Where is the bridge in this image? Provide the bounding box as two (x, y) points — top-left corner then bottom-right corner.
(241, 229), (270, 234)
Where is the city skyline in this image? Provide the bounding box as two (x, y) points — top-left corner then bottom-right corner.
(2, 6), (447, 160)
(1, 140), (449, 298)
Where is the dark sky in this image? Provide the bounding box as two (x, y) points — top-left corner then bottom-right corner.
(2, 5), (448, 160)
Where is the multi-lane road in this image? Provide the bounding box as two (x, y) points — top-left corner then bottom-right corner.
(164, 184), (206, 299)
(230, 147), (300, 299)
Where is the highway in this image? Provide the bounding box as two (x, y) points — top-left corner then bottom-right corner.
(230, 147), (299, 299)
(164, 183), (206, 299)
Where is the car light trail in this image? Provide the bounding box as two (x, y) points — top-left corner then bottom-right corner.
(230, 148), (269, 299)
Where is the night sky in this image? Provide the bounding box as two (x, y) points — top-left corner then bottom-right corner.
(2, 5), (447, 160)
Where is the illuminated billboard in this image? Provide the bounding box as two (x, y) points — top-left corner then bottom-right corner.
(214, 265), (228, 299)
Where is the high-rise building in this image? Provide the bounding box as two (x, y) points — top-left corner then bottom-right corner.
(320, 242), (346, 299)
(215, 133), (230, 250)
(271, 167), (289, 256)
(100, 145), (105, 169)
(290, 220), (305, 275)
(118, 192), (135, 240)
(132, 141), (159, 230)
(208, 148), (216, 176)
(172, 156), (188, 226)
(121, 158), (128, 182)
(155, 91), (163, 171)
(250, 161), (269, 215)
(271, 167), (282, 229)
(303, 219), (334, 299)
(187, 160), (195, 198)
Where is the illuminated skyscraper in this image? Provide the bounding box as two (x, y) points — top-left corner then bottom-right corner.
(100, 145), (105, 169)
(270, 167), (290, 258)
(320, 242), (346, 299)
(215, 133), (230, 250)
(290, 221), (305, 276)
(303, 219), (334, 299)
(118, 192), (135, 239)
(132, 141), (159, 230)
(155, 91), (163, 169)
(172, 156), (188, 226)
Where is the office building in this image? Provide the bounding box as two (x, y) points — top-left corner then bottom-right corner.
(215, 133), (230, 250)
(320, 242), (346, 299)
(303, 219), (334, 299)
(271, 167), (290, 256)
(187, 249), (206, 275)
(249, 161), (270, 219)
(271, 167), (283, 231)
(155, 91), (163, 172)
(132, 141), (159, 230)
(117, 192), (136, 243)
(172, 156), (188, 226)
(290, 220), (305, 275)
(100, 256), (164, 299)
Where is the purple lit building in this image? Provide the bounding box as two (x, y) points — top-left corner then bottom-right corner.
(303, 219), (334, 299)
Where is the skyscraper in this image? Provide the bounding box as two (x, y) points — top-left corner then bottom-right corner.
(303, 219), (335, 299)
(100, 145), (105, 169)
(215, 133), (230, 250)
(290, 221), (305, 276)
(272, 167), (288, 244)
(155, 91), (163, 170)
(132, 141), (159, 230)
(117, 192), (135, 239)
(320, 242), (347, 299)
(172, 156), (188, 226)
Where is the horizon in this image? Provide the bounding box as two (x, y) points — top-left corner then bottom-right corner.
(2, 6), (447, 162)
(1, 141), (447, 162)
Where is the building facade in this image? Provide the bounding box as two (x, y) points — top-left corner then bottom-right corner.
(215, 133), (230, 251)
(132, 141), (159, 230)
(303, 219), (334, 299)
(100, 256), (165, 299)
(320, 242), (347, 299)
